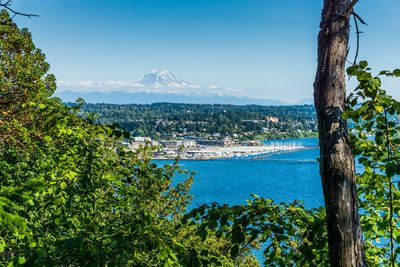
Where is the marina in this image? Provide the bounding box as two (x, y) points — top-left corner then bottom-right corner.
(152, 140), (311, 160)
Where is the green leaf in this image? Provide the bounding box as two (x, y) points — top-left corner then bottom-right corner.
(379, 70), (390, 75)
(230, 244), (239, 257)
(19, 257), (26, 264)
(374, 106), (383, 113)
(209, 212), (220, 221)
(198, 228), (208, 241)
(359, 61), (368, 69)
(386, 164), (396, 177)
(375, 133), (385, 145)
(60, 181), (67, 190)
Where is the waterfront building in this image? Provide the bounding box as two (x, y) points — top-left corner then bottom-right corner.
(133, 137), (151, 142)
(196, 139), (233, 147)
(160, 140), (197, 148)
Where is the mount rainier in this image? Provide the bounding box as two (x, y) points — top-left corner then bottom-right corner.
(55, 70), (289, 105)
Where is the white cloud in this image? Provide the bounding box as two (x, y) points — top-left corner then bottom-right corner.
(56, 80), (143, 93)
(223, 88), (245, 94)
(57, 80), (141, 88)
(207, 87), (245, 97)
(56, 80), (245, 97)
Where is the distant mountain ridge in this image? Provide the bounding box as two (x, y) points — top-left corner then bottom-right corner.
(55, 90), (288, 106)
(55, 70), (310, 105)
(296, 98), (314, 105)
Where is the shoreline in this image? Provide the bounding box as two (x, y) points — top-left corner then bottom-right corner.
(153, 144), (319, 161)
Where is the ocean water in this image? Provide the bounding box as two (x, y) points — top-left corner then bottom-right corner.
(154, 138), (323, 263)
(154, 138), (323, 210)
(153, 138), (380, 263)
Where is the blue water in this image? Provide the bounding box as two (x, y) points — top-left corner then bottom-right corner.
(154, 138), (323, 210)
(154, 138), (385, 263)
(155, 138), (323, 263)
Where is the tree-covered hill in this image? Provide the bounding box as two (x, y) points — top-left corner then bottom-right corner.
(75, 103), (318, 140)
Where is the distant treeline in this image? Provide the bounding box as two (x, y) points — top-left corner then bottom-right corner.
(73, 102), (318, 140)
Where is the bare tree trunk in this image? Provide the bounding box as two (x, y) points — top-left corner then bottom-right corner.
(314, 0), (365, 266)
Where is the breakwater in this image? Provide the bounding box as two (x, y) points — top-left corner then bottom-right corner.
(155, 146), (319, 161)
(252, 146), (319, 160)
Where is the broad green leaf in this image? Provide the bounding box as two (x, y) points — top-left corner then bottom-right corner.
(230, 244), (239, 257)
(60, 181), (67, 190)
(19, 257), (26, 264)
(359, 61), (368, 69)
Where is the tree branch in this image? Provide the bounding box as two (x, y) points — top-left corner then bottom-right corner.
(345, 0), (359, 16)
(351, 11), (367, 65)
(353, 11), (367, 25)
(352, 13), (360, 65)
(0, 0), (38, 18)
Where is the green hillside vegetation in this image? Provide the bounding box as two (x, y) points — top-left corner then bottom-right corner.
(75, 103), (318, 141)
(2, 7), (400, 266)
(0, 10), (259, 266)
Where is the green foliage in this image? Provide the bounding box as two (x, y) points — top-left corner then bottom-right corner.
(344, 61), (400, 266)
(0, 98), (193, 265)
(183, 62), (400, 266)
(0, 9), (55, 106)
(4, 5), (400, 266)
(0, 9), (55, 144)
(0, 10), (257, 266)
(185, 197), (328, 266)
(76, 103), (318, 140)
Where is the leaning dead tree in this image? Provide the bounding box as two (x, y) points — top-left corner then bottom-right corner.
(314, 0), (365, 266)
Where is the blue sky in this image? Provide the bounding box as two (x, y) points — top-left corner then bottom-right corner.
(12, 0), (400, 102)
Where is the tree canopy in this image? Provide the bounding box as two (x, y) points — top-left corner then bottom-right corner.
(2, 5), (400, 267)
(0, 10), (259, 266)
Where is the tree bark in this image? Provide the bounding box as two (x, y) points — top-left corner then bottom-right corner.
(314, 0), (365, 266)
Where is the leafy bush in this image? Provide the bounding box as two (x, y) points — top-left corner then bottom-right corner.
(2, 6), (400, 266)
(0, 10), (258, 266)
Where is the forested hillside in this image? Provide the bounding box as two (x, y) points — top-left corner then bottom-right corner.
(3, 1), (400, 265)
(0, 10), (259, 265)
(76, 103), (318, 140)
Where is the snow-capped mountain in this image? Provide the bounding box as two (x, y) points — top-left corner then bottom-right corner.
(55, 70), (290, 105)
(136, 70), (196, 88)
(57, 70), (200, 93)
